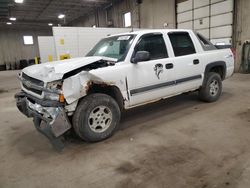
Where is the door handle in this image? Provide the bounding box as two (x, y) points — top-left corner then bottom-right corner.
(165, 63), (174, 69)
(193, 59), (200, 65)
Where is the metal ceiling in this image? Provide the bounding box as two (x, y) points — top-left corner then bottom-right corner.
(0, 0), (113, 28)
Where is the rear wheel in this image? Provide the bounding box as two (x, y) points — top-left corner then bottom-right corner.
(72, 93), (121, 142)
(199, 72), (222, 102)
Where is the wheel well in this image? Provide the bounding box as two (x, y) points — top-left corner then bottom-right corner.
(208, 65), (225, 80)
(86, 83), (124, 110)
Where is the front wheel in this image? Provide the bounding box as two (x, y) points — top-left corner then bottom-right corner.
(72, 93), (121, 142)
(199, 72), (222, 102)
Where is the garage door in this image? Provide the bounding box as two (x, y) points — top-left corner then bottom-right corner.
(177, 0), (234, 45)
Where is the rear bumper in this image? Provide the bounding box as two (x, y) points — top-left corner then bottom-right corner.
(225, 66), (235, 79)
(15, 91), (71, 151)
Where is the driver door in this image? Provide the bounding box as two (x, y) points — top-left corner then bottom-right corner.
(127, 33), (176, 106)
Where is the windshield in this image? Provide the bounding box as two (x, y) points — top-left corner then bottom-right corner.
(86, 34), (136, 61)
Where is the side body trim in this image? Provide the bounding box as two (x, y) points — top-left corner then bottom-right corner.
(130, 74), (202, 96)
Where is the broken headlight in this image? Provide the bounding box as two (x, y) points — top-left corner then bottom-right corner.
(44, 81), (63, 101)
(46, 80), (63, 90)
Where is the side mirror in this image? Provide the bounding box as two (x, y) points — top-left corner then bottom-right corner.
(131, 51), (150, 64)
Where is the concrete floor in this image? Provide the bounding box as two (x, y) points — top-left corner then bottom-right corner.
(0, 70), (250, 188)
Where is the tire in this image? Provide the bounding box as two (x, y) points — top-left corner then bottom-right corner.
(72, 93), (121, 142)
(199, 72), (222, 102)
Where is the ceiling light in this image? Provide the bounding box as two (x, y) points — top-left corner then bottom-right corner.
(15, 0), (24, 3)
(48, 23), (53, 26)
(6, 22), (12, 25)
(9, 17), (16, 21)
(58, 14), (65, 19)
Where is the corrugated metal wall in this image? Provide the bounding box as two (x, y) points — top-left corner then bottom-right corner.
(177, 0), (234, 45)
(0, 28), (52, 65)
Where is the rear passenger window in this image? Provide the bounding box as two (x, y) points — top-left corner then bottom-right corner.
(134, 34), (168, 60)
(168, 32), (196, 57)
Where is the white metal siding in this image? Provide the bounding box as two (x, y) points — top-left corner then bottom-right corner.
(194, 6), (209, 19)
(194, 0), (209, 8)
(210, 0), (233, 15)
(177, 0), (234, 45)
(177, 0), (193, 13)
(197, 29), (210, 38)
(53, 27), (79, 60)
(210, 12), (233, 27)
(178, 21), (193, 30)
(52, 27), (134, 60)
(211, 0), (225, 3)
(194, 18), (209, 30)
(38, 36), (56, 63)
(177, 11), (193, 23)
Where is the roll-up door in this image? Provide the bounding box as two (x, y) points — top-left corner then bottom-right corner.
(177, 0), (234, 45)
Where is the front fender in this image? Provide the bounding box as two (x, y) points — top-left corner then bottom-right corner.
(62, 71), (112, 104)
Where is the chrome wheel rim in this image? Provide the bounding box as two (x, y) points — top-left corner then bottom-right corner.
(88, 106), (113, 133)
(209, 80), (219, 96)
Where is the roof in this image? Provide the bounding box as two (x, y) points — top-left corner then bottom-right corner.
(109, 29), (193, 37)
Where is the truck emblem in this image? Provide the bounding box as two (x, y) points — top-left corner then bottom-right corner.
(25, 81), (32, 88)
(154, 64), (163, 79)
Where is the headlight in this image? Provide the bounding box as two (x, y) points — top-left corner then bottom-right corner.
(44, 81), (63, 101)
(46, 80), (62, 90)
(44, 92), (60, 101)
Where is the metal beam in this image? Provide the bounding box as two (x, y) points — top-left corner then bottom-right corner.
(0, 0), (112, 26)
(18, 1), (110, 7)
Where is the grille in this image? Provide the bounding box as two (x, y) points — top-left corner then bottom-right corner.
(23, 84), (43, 95)
(22, 73), (44, 95)
(22, 73), (44, 86)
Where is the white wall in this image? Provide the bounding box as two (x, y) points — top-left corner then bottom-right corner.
(52, 27), (135, 59)
(38, 36), (57, 63)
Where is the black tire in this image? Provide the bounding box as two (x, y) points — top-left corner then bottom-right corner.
(199, 72), (222, 102)
(72, 93), (121, 142)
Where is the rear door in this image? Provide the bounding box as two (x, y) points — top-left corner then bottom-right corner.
(167, 31), (204, 93)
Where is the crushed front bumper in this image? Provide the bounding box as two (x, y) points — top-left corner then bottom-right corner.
(15, 91), (71, 151)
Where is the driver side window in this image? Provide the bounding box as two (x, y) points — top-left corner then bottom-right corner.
(134, 34), (168, 60)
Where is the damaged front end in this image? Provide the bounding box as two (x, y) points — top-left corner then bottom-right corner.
(15, 56), (119, 150)
(15, 92), (71, 151)
(15, 73), (72, 151)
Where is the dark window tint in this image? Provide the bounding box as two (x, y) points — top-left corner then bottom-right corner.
(134, 34), (168, 60)
(197, 33), (210, 45)
(168, 32), (196, 56)
(196, 32), (217, 51)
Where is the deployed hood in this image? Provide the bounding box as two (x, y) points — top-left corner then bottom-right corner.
(22, 56), (117, 83)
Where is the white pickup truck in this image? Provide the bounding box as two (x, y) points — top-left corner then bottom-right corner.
(15, 29), (234, 150)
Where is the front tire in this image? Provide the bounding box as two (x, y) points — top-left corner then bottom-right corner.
(199, 72), (222, 102)
(72, 93), (121, 142)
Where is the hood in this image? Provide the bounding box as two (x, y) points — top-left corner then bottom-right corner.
(22, 56), (117, 83)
